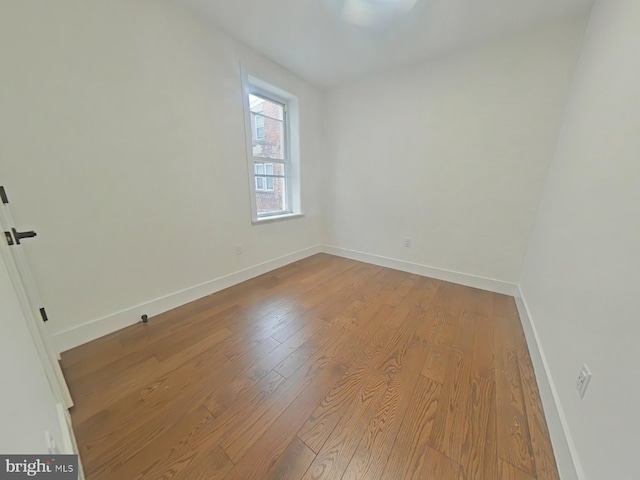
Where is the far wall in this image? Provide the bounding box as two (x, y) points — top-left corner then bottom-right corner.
(324, 15), (588, 283)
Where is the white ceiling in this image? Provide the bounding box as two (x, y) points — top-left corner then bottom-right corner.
(180, 0), (594, 88)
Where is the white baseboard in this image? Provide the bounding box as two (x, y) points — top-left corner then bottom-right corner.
(54, 244), (517, 352)
(54, 245), (322, 352)
(321, 245), (519, 296)
(56, 403), (85, 480)
(515, 287), (584, 480)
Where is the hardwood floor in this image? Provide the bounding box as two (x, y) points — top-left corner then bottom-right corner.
(61, 254), (559, 480)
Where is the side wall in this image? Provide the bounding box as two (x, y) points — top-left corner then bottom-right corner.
(520, 1), (640, 478)
(0, 0), (326, 349)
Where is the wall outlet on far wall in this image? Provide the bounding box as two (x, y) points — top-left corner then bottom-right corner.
(235, 244), (243, 255)
(403, 238), (412, 248)
(576, 364), (592, 398)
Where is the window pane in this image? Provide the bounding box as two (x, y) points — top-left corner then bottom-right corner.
(256, 177), (287, 215)
(249, 94), (284, 120)
(252, 113), (285, 160)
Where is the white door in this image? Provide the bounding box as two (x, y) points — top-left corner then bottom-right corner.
(1, 242), (85, 478)
(0, 185), (73, 408)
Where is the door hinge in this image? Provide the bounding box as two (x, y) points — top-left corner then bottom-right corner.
(40, 307), (49, 323)
(0, 186), (8, 204)
(4, 231), (14, 246)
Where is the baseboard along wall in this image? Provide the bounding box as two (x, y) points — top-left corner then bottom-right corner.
(515, 289), (584, 480)
(53, 245), (323, 352)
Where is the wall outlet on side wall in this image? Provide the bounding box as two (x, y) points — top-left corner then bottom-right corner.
(235, 244), (243, 255)
(576, 364), (592, 398)
(403, 238), (412, 248)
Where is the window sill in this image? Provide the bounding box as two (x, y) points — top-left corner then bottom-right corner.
(252, 212), (304, 225)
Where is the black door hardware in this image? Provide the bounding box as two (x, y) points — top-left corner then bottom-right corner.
(11, 227), (37, 244)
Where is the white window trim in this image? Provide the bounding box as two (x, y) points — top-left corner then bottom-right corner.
(241, 68), (302, 224)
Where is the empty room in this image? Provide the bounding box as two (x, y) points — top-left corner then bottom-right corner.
(1, 0), (638, 479)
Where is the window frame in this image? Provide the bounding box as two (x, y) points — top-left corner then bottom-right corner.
(242, 71), (302, 224)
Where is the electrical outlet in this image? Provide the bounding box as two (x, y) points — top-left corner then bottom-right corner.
(404, 238), (412, 248)
(235, 244), (243, 255)
(576, 364), (592, 398)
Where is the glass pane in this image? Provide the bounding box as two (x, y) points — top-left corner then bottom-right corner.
(249, 93), (285, 160)
(256, 177), (287, 215)
(249, 94), (284, 120)
(252, 113), (285, 160)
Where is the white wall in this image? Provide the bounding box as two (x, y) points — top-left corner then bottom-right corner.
(324, 15), (588, 283)
(520, 1), (640, 478)
(0, 252), (63, 454)
(0, 0), (326, 346)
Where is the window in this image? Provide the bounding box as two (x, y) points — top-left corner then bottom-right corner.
(255, 115), (265, 140)
(254, 163), (274, 191)
(243, 74), (301, 222)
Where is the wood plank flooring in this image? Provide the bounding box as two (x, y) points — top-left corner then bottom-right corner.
(61, 254), (559, 480)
